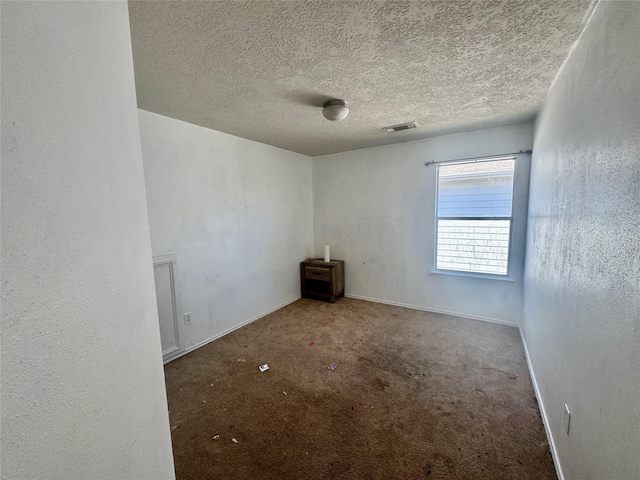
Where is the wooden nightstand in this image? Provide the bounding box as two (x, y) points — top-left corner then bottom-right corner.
(300, 259), (345, 303)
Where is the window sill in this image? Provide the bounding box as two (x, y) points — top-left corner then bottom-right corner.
(430, 269), (515, 282)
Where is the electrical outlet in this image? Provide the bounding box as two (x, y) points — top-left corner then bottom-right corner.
(563, 403), (571, 435)
(184, 312), (192, 325)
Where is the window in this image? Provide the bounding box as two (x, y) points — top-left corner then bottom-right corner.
(435, 157), (516, 276)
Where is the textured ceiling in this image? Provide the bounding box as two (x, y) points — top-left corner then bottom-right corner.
(128, 0), (591, 156)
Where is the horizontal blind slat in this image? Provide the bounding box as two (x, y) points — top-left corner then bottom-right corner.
(436, 219), (511, 275)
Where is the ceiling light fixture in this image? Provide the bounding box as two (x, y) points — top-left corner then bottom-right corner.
(322, 99), (349, 121)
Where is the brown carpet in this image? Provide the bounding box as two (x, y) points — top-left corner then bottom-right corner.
(164, 297), (556, 480)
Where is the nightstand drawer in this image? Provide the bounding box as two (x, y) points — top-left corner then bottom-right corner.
(305, 266), (330, 280)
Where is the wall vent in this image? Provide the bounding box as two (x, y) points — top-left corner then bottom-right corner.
(383, 121), (419, 133)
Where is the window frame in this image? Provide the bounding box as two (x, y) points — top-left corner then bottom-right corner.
(432, 156), (518, 280)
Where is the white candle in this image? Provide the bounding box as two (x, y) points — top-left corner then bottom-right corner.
(324, 245), (330, 262)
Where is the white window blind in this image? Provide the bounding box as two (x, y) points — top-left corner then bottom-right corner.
(435, 158), (515, 276)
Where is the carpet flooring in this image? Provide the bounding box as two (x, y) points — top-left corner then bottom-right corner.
(164, 297), (556, 479)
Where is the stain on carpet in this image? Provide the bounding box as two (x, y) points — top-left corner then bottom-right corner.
(164, 298), (556, 480)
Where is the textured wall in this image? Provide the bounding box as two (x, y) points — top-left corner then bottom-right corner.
(0, 3), (175, 479)
(313, 123), (533, 324)
(139, 110), (314, 352)
(522, 1), (640, 479)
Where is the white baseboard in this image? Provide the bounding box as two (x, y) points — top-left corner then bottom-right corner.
(519, 328), (564, 480)
(345, 293), (518, 327)
(165, 296), (301, 364)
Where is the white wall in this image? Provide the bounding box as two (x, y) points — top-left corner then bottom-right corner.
(522, 1), (640, 479)
(1, 2), (175, 480)
(138, 110), (314, 352)
(312, 123), (533, 324)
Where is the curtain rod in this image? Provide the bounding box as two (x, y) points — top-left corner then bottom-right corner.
(424, 150), (532, 167)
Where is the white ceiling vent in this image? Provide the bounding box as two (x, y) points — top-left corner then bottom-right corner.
(383, 121), (419, 133)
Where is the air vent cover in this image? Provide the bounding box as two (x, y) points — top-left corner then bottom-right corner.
(383, 121), (419, 133)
